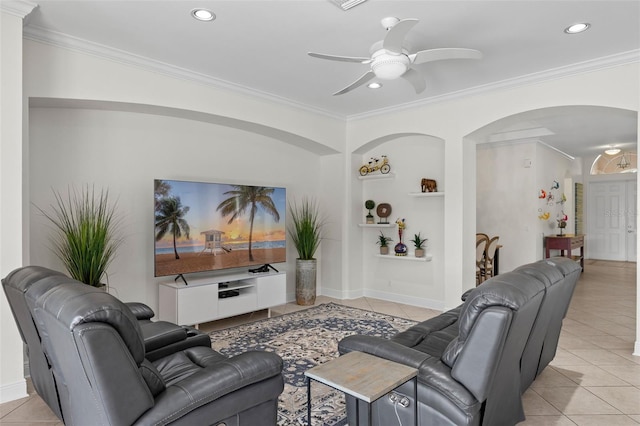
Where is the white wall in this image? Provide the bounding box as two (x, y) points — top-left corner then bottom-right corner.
(477, 142), (538, 271)
(0, 8), (30, 404)
(318, 153), (346, 299)
(346, 63), (639, 309)
(357, 135), (445, 309)
(476, 141), (574, 273)
(28, 107), (323, 307)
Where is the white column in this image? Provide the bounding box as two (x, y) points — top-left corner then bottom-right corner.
(443, 133), (476, 310)
(0, 0), (36, 403)
(635, 111), (640, 357)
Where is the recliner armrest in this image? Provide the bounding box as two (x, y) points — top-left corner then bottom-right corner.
(339, 335), (431, 368)
(135, 350), (284, 425)
(125, 302), (155, 321)
(140, 321), (188, 352)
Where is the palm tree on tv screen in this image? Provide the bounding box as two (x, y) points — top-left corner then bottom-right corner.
(217, 185), (280, 262)
(155, 196), (190, 259)
(154, 180), (171, 210)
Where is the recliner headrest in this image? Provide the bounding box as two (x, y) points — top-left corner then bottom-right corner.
(458, 272), (546, 337)
(3, 266), (66, 293)
(513, 261), (564, 288)
(30, 280), (146, 363)
(542, 256), (582, 276)
(442, 271), (546, 367)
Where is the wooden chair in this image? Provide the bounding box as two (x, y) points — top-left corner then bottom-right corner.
(481, 236), (500, 280)
(476, 236), (488, 286)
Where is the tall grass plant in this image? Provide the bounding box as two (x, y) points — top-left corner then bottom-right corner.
(37, 185), (122, 287)
(288, 198), (324, 260)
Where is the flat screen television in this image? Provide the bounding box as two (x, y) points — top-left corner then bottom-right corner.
(154, 179), (286, 278)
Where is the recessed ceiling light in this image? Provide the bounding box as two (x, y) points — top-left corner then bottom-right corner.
(191, 8), (215, 21)
(367, 82), (382, 89)
(564, 23), (590, 34)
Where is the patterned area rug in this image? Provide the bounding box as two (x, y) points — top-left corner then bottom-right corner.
(208, 303), (417, 426)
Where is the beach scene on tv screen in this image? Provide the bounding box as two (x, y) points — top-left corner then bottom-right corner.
(154, 179), (286, 277)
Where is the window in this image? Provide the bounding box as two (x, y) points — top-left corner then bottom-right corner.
(590, 152), (637, 175)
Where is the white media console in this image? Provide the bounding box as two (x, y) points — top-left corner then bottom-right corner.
(158, 271), (286, 326)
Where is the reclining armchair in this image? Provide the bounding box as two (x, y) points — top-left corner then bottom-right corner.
(512, 257), (581, 390)
(339, 270), (547, 426)
(2, 266), (212, 418)
(4, 266), (284, 425)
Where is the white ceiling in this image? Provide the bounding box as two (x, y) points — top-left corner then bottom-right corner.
(21, 0), (640, 159)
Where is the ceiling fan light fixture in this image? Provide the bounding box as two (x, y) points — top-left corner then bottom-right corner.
(564, 23), (590, 34)
(191, 8), (215, 21)
(367, 82), (382, 89)
(372, 62), (407, 79)
(371, 51), (410, 79)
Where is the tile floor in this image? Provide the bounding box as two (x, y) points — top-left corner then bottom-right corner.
(1, 259), (637, 425)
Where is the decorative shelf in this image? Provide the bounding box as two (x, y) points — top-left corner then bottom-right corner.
(408, 192), (444, 197)
(375, 254), (433, 262)
(358, 223), (396, 228)
(358, 172), (395, 181)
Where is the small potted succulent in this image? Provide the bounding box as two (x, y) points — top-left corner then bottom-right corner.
(365, 200), (375, 224)
(411, 232), (428, 258)
(376, 231), (393, 255)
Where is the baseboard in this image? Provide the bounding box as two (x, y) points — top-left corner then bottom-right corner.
(0, 378), (27, 404)
(634, 341), (640, 357)
(363, 288), (445, 311)
(300, 286), (445, 310)
(319, 287), (364, 300)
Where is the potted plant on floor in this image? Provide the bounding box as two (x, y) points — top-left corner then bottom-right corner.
(36, 185), (122, 288)
(288, 197), (324, 305)
(411, 232), (428, 257)
(377, 231), (392, 255)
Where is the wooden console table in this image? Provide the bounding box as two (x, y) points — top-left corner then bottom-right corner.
(544, 234), (585, 272)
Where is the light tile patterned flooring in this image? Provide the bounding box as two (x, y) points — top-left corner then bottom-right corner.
(1, 260), (637, 425)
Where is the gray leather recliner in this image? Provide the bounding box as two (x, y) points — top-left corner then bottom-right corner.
(4, 266), (284, 425)
(340, 268), (548, 425)
(339, 257), (581, 426)
(513, 257), (581, 390)
(2, 266), (212, 420)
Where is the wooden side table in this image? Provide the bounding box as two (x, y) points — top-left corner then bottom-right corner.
(544, 234), (585, 271)
(305, 351), (418, 425)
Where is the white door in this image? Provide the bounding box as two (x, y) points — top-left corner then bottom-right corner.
(587, 180), (635, 261)
(625, 181), (637, 261)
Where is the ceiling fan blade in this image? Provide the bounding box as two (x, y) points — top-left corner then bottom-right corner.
(410, 48), (482, 64)
(308, 52), (371, 63)
(333, 71), (375, 96)
(402, 68), (426, 94)
(383, 18), (419, 53)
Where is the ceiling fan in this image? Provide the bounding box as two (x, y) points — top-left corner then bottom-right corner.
(308, 17), (482, 96)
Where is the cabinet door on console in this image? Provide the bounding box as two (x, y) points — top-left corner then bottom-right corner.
(257, 274), (287, 309)
(177, 284), (219, 325)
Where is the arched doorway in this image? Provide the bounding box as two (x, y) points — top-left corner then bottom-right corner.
(468, 105), (637, 270)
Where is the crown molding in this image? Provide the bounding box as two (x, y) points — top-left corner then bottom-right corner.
(23, 25), (344, 121)
(21, 25), (639, 123)
(348, 49), (640, 121)
(1, 0), (37, 19)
